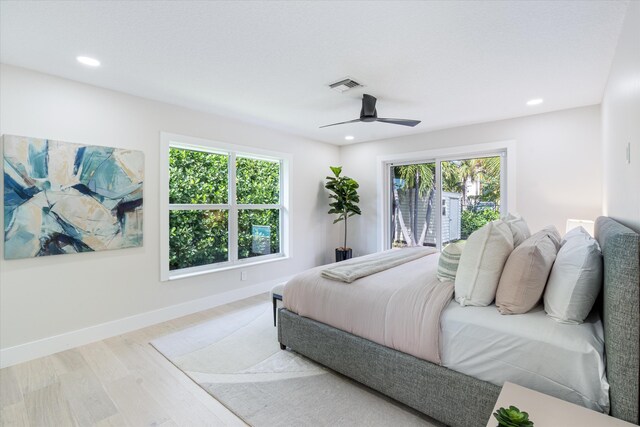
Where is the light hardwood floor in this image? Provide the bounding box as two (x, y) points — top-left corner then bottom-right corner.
(0, 295), (273, 426)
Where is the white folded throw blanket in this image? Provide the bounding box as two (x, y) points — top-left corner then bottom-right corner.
(321, 247), (437, 283)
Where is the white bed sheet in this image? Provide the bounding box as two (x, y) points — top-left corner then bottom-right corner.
(440, 301), (610, 412)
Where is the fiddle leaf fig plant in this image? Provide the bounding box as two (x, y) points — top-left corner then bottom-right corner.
(493, 406), (534, 427)
(325, 166), (361, 250)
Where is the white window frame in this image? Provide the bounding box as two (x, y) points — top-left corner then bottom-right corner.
(377, 139), (516, 252)
(160, 132), (291, 281)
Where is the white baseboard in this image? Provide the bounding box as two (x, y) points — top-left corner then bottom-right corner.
(0, 276), (291, 369)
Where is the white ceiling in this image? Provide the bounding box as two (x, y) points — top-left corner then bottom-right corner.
(0, 1), (629, 145)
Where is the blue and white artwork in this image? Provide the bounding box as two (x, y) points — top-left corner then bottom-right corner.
(3, 135), (144, 259)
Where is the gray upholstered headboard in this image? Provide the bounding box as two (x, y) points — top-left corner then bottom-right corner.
(595, 216), (640, 424)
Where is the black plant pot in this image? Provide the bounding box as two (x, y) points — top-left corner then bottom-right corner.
(335, 248), (353, 262)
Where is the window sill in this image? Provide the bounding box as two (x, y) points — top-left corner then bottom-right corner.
(166, 254), (290, 281)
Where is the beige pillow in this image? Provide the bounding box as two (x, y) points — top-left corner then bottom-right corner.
(455, 220), (514, 307)
(496, 232), (558, 314)
(533, 225), (562, 250)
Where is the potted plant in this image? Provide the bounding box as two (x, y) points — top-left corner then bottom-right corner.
(325, 166), (361, 262)
(493, 406), (534, 427)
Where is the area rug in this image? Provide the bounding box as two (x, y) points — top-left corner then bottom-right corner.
(150, 300), (440, 426)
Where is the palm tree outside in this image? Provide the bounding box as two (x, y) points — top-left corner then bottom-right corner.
(391, 156), (501, 248)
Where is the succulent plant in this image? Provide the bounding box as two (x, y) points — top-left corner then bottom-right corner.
(493, 406), (534, 427)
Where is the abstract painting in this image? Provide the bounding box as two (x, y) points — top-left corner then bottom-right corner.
(3, 135), (144, 259)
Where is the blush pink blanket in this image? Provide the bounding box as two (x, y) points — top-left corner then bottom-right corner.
(284, 248), (454, 364)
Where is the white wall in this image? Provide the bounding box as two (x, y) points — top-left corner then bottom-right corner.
(0, 64), (340, 357)
(0, 56), (616, 363)
(602, 1), (640, 232)
(340, 105), (602, 255)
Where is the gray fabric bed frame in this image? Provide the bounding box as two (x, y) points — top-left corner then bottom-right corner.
(278, 216), (640, 426)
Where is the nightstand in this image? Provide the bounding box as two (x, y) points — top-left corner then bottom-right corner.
(487, 382), (633, 427)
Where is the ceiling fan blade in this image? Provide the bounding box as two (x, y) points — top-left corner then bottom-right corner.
(320, 95), (421, 129)
(319, 118), (362, 128)
(361, 94), (377, 117)
(375, 118), (421, 127)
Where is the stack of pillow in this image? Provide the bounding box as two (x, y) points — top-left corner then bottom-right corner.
(437, 214), (603, 324)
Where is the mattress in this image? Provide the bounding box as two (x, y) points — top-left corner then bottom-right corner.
(440, 301), (609, 412)
(284, 248), (453, 364)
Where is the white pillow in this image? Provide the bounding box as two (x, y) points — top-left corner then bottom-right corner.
(455, 220), (514, 306)
(504, 213), (531, 247)
(543, 233), (603, 324)
(561, 226), (590, 246)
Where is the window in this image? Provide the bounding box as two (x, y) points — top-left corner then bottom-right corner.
(379, 140), (515, 252)
(160, 133), (289, 280)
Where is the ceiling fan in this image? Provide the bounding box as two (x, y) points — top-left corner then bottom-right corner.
(320, 94), (421, 128)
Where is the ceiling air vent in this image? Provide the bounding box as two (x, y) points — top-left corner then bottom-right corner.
(329, 77), (363, 93)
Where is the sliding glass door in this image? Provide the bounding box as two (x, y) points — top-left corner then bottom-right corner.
(390, 162), (437, 247)
(441, 156), (502, 240)
(387, 153), (504, 250)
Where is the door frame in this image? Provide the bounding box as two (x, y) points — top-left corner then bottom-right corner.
(377, 139), (517, 252)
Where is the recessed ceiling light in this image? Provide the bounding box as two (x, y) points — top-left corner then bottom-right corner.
(526, 98), (543, 106)
(76, 56), (101, 67)
(345, 136), (355, 141)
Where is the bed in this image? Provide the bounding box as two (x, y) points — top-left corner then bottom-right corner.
(277, 216), (639, 426)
